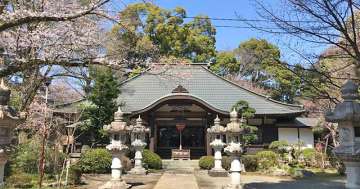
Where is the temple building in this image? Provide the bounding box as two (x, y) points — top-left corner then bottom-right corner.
(118, 63), (316, 159)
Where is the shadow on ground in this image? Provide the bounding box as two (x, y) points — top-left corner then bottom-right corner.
(244, 178), (345, 189)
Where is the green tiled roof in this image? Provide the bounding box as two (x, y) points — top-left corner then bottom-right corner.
(118, 64), (305, 115)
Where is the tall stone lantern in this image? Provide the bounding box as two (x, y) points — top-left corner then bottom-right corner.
(325, 80), (360, 189)
(129, 116), (149, 175)
(207, 115), (227, 177)
(0, 80), (22, 186)
(224, 109), (245, 189)
(102, 107), (131, 189)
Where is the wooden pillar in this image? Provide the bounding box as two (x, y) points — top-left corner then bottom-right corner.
(206, 113), (214, 156)
(148, 112), (155, 152)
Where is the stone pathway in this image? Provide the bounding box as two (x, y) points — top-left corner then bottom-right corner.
(153, 172), (199, 189)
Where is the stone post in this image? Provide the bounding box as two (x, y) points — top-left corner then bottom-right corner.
(101, 107), (131, 189)
(207, 115), (227, 177)
(224, 109), (245, 189)
(325, 80), (360, 189)
(129, 116), (149, 175)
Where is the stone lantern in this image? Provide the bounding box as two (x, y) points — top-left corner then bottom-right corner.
(128, 116), (149, 175)
(325, 80), (360, 189)
(102, 107), (131, 189)
(207, 115), (227, 177)
(224, 109), (245, 189)
(0, 79), (22, 186)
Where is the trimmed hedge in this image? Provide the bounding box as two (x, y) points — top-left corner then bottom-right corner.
(78, 148), (112, 174)
(143, 149), (162, 170)
(221, 155), (258, 172)
(256, 151), (278, 170)
(199, 156), (214, 170)
(242, 155), (258, 172)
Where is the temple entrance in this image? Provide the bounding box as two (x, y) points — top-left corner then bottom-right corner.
(156, 119), (206, 159)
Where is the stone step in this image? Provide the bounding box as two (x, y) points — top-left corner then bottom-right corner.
(162, 160), (199, 171)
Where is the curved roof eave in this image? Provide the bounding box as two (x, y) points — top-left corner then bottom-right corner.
(128, 93), (229, 115)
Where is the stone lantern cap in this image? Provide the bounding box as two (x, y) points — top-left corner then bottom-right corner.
(130, 116), (149, 134)
(326, 80), (360, 122)
(103, 107), (131, 134)
(225, 109), (245, 134)
(207, 115), (226, 134)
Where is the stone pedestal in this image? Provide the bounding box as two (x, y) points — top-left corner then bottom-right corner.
(344, 161), (360, 189)
(208, 140), (227, 177)
(128, 141), (147, 175)
(101, 152), (130, 189)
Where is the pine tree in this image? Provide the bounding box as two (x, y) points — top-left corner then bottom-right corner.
(82, 66), (120, 145)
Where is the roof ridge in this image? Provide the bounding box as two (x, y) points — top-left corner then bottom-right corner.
(200, 66), (304, 109)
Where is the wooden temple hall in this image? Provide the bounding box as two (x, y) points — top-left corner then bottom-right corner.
(118, 64), (317, 159)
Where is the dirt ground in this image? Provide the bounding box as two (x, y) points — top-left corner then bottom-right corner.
(75, 172), (163, 189)
(195, 170), (346, 189)
(75, 170), (346, 189)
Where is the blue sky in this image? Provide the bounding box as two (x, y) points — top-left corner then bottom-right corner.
(108, 0), (328, 65)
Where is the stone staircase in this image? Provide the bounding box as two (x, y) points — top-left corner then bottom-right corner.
(162, 160), (199, 174)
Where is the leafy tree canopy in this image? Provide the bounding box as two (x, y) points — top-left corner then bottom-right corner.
(107, 3), (216, 65)
(212, 38), (302, 103)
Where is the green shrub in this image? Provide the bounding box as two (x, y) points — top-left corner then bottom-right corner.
(68, 164), (82, 185)
(6, 172), (34, 188)
(10, 140), (66, 175)
(78, 148), (112, 174)
(256, 151), (278, 170)
(221, 155), (258, 172)
(143, 149), (162, 170)
(199, 156), (214, 170)
(302, 148), (316, 166)
(221, 156), (232, 170)
(121, 156), (132, 172)
(242, 155), (258, 172)
(269, 140), (289, 154)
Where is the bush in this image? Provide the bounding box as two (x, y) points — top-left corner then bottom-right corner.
(121, 156), (132, 172)
(242, 155), (258, 172)
(221, 156), (232, 170)
(199, 156), (214, 170)
(6, 172), (34, 188)
(302, 148), (316, 166)
(10, 140), (66, 175)
(68, 164), (82, 185)
(143, 149), (162, 170)
(221, 155), (258, 172)
(78, 148), (112, 174)
(269, 140), (289, 154)
(256, 151), (278, 170)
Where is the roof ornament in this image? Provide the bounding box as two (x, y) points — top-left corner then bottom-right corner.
(172, 85), (189, 93)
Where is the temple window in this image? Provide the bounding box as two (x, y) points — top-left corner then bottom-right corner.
(355, 127), (360, 138)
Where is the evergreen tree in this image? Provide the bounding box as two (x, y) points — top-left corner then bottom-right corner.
(81, 66), (120, 145)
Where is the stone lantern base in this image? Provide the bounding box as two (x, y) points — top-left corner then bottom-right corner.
(208, 169), (228, 177)
(100, 179), (130, 189)
(128, 167), (147, 175)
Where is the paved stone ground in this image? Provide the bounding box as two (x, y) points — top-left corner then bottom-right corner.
(195, 170), (346, 189)
(153, 172), (199, 189)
